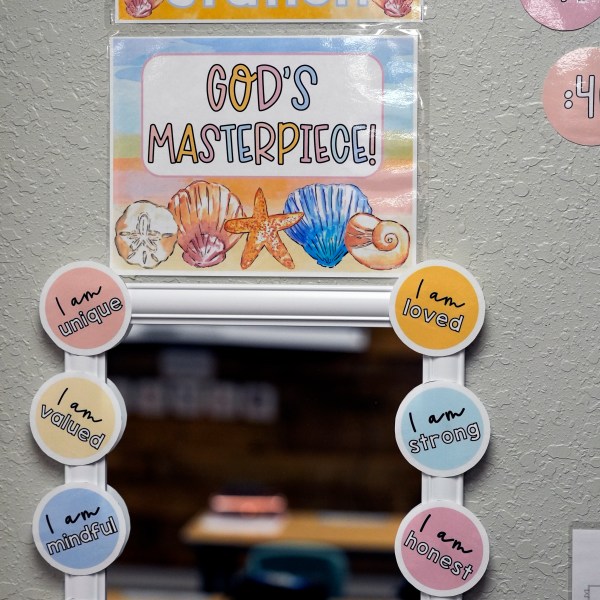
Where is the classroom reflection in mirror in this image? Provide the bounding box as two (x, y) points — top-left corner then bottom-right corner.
(107, 325), (422, 600)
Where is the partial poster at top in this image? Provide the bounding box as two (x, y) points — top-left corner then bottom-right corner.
(110, 36), (417, 277)
(116, 0), (421, 22)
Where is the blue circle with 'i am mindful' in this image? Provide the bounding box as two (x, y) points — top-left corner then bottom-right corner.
(395, 382), (490, 477)
(33, 484), (127, 575)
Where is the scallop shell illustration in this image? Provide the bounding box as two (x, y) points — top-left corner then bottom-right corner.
(283, 183), (373, 268)
(168, 180), (245, 268)
(115, 200), (178, 269)
(124, 0), (163, 18)
(371, 0), (413, 17)
(344, 213), (410, 270)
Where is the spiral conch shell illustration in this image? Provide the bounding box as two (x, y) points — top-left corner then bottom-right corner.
(115, 200), (178, 269)
(168, 180), (245, 268)
(344, 213), (410, 270)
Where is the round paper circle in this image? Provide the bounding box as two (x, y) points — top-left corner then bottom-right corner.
(395, 382), (490, 477)
(543, 48), (600, 146)
(521, 0), (600, 31)
(107, 486), (132, 549)
(30, 372), (126, 466)
(107, 378), (128, 445)
(395, 501), (489, 597)
(32, 483), (129, 575)
(40, 261), (131, 356)
(389, 260), (485, 357)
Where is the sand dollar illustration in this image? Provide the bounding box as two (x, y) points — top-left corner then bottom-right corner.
(115, 200), (178, 269)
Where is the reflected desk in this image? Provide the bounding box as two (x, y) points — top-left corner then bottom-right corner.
(181, 510), (404, 593)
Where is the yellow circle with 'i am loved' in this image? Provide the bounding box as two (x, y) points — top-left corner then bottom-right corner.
(389, 260), (485, 356)
(30, 373), (126, 465)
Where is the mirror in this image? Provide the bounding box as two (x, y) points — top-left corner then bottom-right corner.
(106, 325), (421, 600)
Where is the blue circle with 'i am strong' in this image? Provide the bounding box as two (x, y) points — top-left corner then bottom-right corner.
(395, 382), (490, 477)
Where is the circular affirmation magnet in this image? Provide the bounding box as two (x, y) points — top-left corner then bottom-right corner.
(521, 0), (600, 31)
(543, 47), (600, 146)
(107, 378), (128, 445)
(389, 260), (485, 357)
(107, 486), (132, 549)
(395, 501), (489, 597)
(33, 483), (129, 575)
(30, 372), (126, 466)
(395, 382), (490, 477)
(40, 261), (131, 356)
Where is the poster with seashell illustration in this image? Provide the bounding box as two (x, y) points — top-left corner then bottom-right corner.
(116, 0), (421, 22)
(110, 36), (417, 277)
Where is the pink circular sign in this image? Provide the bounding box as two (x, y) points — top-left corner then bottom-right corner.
(40, 262), (131, 355)
(521, 0), (600, 30)
(543, 48), (600, 146)
(395, 501), (489, 597)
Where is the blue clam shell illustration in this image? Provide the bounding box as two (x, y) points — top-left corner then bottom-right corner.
(284, 184), (373, 268)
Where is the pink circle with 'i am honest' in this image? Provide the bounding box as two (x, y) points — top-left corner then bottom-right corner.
(40, 262), (131, 355)
(543, 47), (600, 146)
(521, 0), (600, 31)
(395, 502), (489, 597)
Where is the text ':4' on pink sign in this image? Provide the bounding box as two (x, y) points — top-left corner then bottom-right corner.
(543, 48), (600, 146)
(521, 0), (600, 30)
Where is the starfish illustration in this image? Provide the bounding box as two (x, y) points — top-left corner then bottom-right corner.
(224, 188), (303, 270)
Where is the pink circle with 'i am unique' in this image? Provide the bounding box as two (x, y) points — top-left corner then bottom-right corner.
(521, 0), (600, 31)
(543, 47), (600, 146)
(40, 262), (131, 355)
(396, 503), (488, 596)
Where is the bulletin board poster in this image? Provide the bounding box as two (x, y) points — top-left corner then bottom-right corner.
(115, 0), (422, 23)
(110, 36), (417, 277)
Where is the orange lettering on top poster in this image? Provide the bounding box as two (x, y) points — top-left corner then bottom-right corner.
(116, 0), (422, 22)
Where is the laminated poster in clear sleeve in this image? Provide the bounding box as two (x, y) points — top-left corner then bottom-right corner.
(116, 0), (422, 23)
(110, 35), (418, 278)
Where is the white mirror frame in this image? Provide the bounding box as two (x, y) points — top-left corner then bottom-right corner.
(128, 282), (393, 327)
(62, 284), (464, 600)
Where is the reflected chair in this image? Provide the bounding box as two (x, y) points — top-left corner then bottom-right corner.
(238, 541), (349, 599)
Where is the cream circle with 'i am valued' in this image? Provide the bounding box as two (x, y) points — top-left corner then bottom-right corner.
(30, 372), (126, 466)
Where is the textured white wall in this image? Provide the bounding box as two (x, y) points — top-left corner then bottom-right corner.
(424, 4), (600, 599)
(1, 1), (599, 599)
